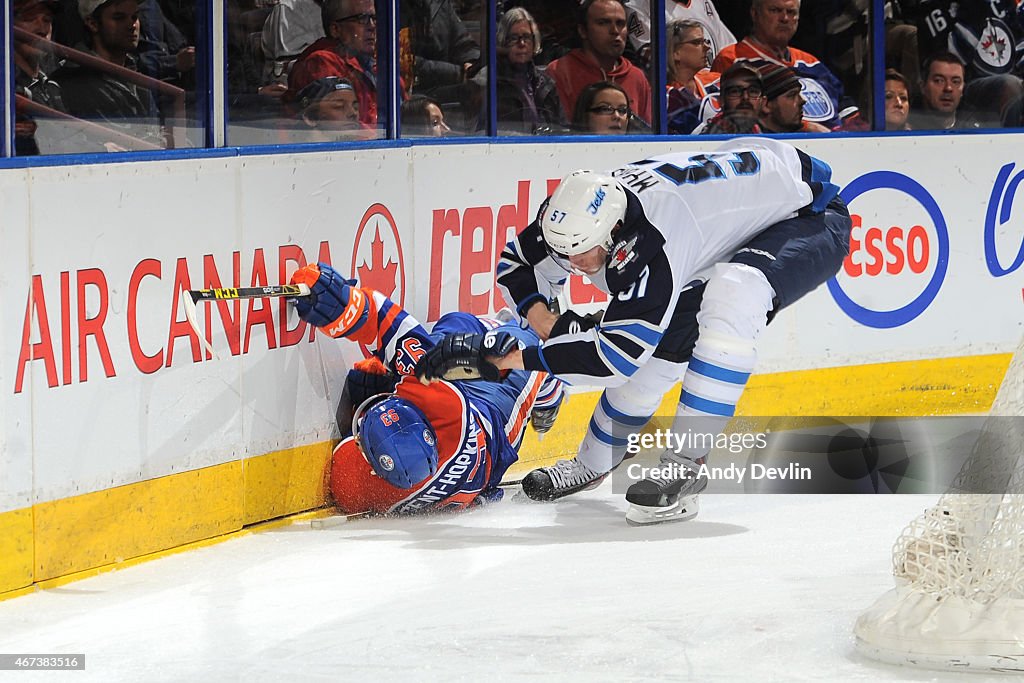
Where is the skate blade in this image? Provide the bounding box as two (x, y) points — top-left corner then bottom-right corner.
(625, 496), (700, 526)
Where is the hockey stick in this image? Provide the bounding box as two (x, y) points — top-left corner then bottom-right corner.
(181, 284), (311, 358)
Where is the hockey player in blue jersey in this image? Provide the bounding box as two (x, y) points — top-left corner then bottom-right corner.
(290, 263), (564, 515)
(417, 137), (852, 525)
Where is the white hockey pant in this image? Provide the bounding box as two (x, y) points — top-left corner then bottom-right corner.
(668, 263), (775, 465)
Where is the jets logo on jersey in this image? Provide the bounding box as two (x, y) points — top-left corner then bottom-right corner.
(798, 78), (836, 122)
(973, 19), (1016, 72)
(610, 234), (639, 272)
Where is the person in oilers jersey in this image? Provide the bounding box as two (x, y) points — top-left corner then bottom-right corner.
(289, 263), (565, 516)
(416, 137), (852, 525)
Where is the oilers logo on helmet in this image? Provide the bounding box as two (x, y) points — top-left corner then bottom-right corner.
(353, 394), (440, 489)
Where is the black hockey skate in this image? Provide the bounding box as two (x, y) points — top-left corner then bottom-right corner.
(521, 458), (608, 501)
(624, 457), (708, 525)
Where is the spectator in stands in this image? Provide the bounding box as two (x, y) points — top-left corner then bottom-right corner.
(474, 6), (566, 135)
(546, 0), (652, 127)
(666, 19), (720, 135)
(284, 75), (374, 142)
(884, 68), (911, 131)
(694, 62), (765, 135)
(571, 80), (634, 134)
(909, 52), (978, 131)
(287, 0), (383, 128)
(136, 0), (194, 86)
(497, 0), (579, 66)
(13, 0), (67, 155)
(400, 0), (480, 101)
(54, 0), (164, 147)
(711, 0), (845, 129)
(401, 94), (451, 136)
(261, 0), (325, 88)
(905, 1), (1024, 128)
(758, 63), (829, 133)
(624, 0), (736, 76)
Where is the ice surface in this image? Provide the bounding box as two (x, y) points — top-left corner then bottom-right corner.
(0, 485), (1002, 682)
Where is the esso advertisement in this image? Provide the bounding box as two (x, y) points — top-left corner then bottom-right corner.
(829, 171), (949, 329)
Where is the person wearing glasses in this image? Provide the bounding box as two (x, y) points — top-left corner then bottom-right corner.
(571, 81), (633, 134)
(545, 0), (652, 128)
(622, 0), (736, 75)
(884, 69), (912, 132)
(711, 0), (845, 130)
(473, 6), (566, 135)
(286, 0), (385, 129)
(285, 264), (565, 516)
(693, 63), (765, 135)
(665, 19), (720, 135)
(417, 137), (851, 526)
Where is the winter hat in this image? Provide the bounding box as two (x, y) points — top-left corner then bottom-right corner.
(760, 64), (802, 101)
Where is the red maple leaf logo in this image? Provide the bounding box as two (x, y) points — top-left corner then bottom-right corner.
(357, 224), (398, 298)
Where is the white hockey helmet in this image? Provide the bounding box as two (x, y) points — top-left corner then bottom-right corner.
(540, 170), (627, 257)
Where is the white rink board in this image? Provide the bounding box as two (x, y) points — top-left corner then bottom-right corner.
(0, 169), (33, 514)
(2, 135), (1024, 509)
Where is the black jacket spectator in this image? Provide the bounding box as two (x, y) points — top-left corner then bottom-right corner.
(401, 0), (480, 95)
(494, 58), (566, 134)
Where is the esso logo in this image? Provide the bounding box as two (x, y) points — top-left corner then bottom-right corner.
(828, 171), (949, 328)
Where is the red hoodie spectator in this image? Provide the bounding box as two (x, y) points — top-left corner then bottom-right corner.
(545, 0), (652, 126)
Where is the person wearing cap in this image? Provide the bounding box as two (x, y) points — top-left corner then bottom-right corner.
(52, 0), (164, 148)
(758, 63), (829, 133)
(693, 62), (765, 135)
(13, 0), (67, 155)
(285, 76), (374, 142)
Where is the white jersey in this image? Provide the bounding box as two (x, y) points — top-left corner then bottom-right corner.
(497, 138), (839, 386)
(626, 0), (737, 60)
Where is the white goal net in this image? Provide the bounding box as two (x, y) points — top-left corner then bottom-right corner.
(853, 339), (1024, 673)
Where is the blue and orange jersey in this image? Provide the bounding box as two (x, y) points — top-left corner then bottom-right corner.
(711, 38), (845, 128)
(324, 287), (563, 515)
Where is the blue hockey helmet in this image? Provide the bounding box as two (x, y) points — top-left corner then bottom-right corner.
(352, 394), (439, 489)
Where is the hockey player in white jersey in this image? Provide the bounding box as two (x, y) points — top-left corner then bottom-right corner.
(416, 137), (851, 524)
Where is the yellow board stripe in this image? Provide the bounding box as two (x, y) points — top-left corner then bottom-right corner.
(506, 353), (1012, 476)
(0, 354), (1012, 598)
